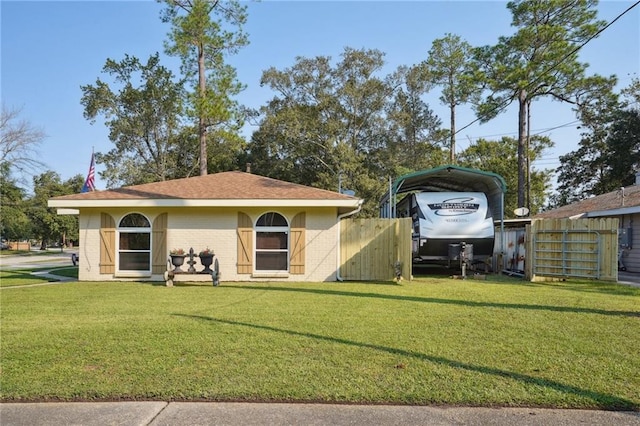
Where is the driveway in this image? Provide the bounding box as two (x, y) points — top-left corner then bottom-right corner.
(618, 270), (640, 288)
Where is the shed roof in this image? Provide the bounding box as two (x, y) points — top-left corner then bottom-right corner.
(49, 171), (363, 213)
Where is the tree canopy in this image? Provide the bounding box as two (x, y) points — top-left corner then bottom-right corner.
(27, 171), (82, 248)
(81, 53), (189, 187)
(249, 48), (446, 216)
(0, 163), (31, 240)
(162, 0), (248, 175)
(66, 0), (635, 217)
(553, 78), (640, 205)
(458, 136), (553, 217)
(423, 33), (480, 163)
(474, 0), (613, 209)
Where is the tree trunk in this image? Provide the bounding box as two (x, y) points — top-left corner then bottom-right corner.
(450, 102), (456, 164)
(517, 89), (527, 208)
(198, 42), (207, 176)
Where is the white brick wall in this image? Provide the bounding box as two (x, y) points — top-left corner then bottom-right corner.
(77, 206), (341, 282)
(77, 209), (101, 282)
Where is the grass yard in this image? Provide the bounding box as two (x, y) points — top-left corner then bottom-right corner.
(0, 267), (78, 287)
(46, 267), (79, 279)
(0, 270), (60, 287)
(1, 276), (638, 409)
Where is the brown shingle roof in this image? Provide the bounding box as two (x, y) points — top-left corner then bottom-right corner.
(534, 185), (640, 219)
(50, 171), (357, 202)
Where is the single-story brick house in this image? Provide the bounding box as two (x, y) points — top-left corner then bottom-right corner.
(535, 181), (640, 272)
(48, 171), (363, 282)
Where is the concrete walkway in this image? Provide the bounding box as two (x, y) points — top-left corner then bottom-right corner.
(0, 250), (78, 271)
(1, 402), (639, 426)
(0, 251), (77, 288)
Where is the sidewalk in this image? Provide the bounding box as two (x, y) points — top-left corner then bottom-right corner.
(1, 402), (639, 426)
(0, 250), (78, 271)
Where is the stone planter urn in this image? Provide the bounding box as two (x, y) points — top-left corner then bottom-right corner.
(199, 253), (214, 274)
(170, 254), (186, 273)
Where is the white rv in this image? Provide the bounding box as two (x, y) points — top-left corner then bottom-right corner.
(396, 192), (494, 262)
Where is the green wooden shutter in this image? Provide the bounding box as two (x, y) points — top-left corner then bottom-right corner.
(99, 213), (115, 274)
(290, 212), (306, 274)
(152, 213), (168, 274)
(237, 212), (253, 274)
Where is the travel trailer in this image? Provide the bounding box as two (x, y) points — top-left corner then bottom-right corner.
(396, 192), (495, 263)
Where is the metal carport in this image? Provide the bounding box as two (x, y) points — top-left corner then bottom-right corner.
(379, 165), (508, 268)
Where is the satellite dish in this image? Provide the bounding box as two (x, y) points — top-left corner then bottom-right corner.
(513, 207), (530, 217)
(341, 189), (356, 197)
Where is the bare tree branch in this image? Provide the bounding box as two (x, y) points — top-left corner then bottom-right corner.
(0, 104), (47, 178)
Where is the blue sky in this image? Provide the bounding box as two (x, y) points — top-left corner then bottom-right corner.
(2, 1), (639, 193)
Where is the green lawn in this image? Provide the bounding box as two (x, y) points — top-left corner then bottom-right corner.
(46, 266), (79, 279)
(0, 267), (78, 287)
(1, 277), (638, 409)
(0, 270), (60, 287)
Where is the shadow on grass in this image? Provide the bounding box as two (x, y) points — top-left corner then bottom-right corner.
(226, 285), (639, 318)
(527, 281), (640, 297)
(0, 271), (58, 286)
(174, 313), (639, 410)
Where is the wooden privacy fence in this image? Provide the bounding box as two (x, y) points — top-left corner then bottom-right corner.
(340, 218), (412, 281)
(525, 218), (618, 282)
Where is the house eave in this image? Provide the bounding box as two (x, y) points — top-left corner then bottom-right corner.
(48, 198), (363, 210)
(56, 208), (80, 215)
(586, 206), (640, 218)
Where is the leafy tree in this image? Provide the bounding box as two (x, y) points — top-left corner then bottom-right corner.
(552, 78), (628, 206)
(621, 76), (640, 109)
(381, 65), (447, 177)
(81, 53), (188, 187)
(457, 136), (553, 217)
(0, 104), (46, 182)
(251, 48), (401, 216)
(0, 163), (31, 240)
(27, 171), (82, 248)
(162, 0), (248, 175)
(554, 106), (640, 206)
(249, 53), (337, 187)
(474, 0), (613, 209)
(423, 33), (481, 163)
(600, 109), (640, 190)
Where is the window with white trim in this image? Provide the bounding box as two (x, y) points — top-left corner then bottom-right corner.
(118, 213), (151, 272)
(255, 212), (289, 271)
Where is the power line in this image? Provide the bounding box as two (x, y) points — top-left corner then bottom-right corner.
(448, 1), (640, 142)
(462, 120), (581, 144)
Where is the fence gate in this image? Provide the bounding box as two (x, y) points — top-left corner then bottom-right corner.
(526, 218), (618, 282)
(340, 218), (412, 281)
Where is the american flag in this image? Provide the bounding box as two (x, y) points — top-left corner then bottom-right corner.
(81, 152), (95, 193)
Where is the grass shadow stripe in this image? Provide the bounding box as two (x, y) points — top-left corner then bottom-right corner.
(174, 314), (638, 410)
(228, 285), (640, 318)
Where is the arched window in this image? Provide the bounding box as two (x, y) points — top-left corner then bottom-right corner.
(255, 212), (289, 271)
(118, 213), (151, 272)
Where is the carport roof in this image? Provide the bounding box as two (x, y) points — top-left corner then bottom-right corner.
(390, 165), (507, 195)
(380, 165), (507, 221)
